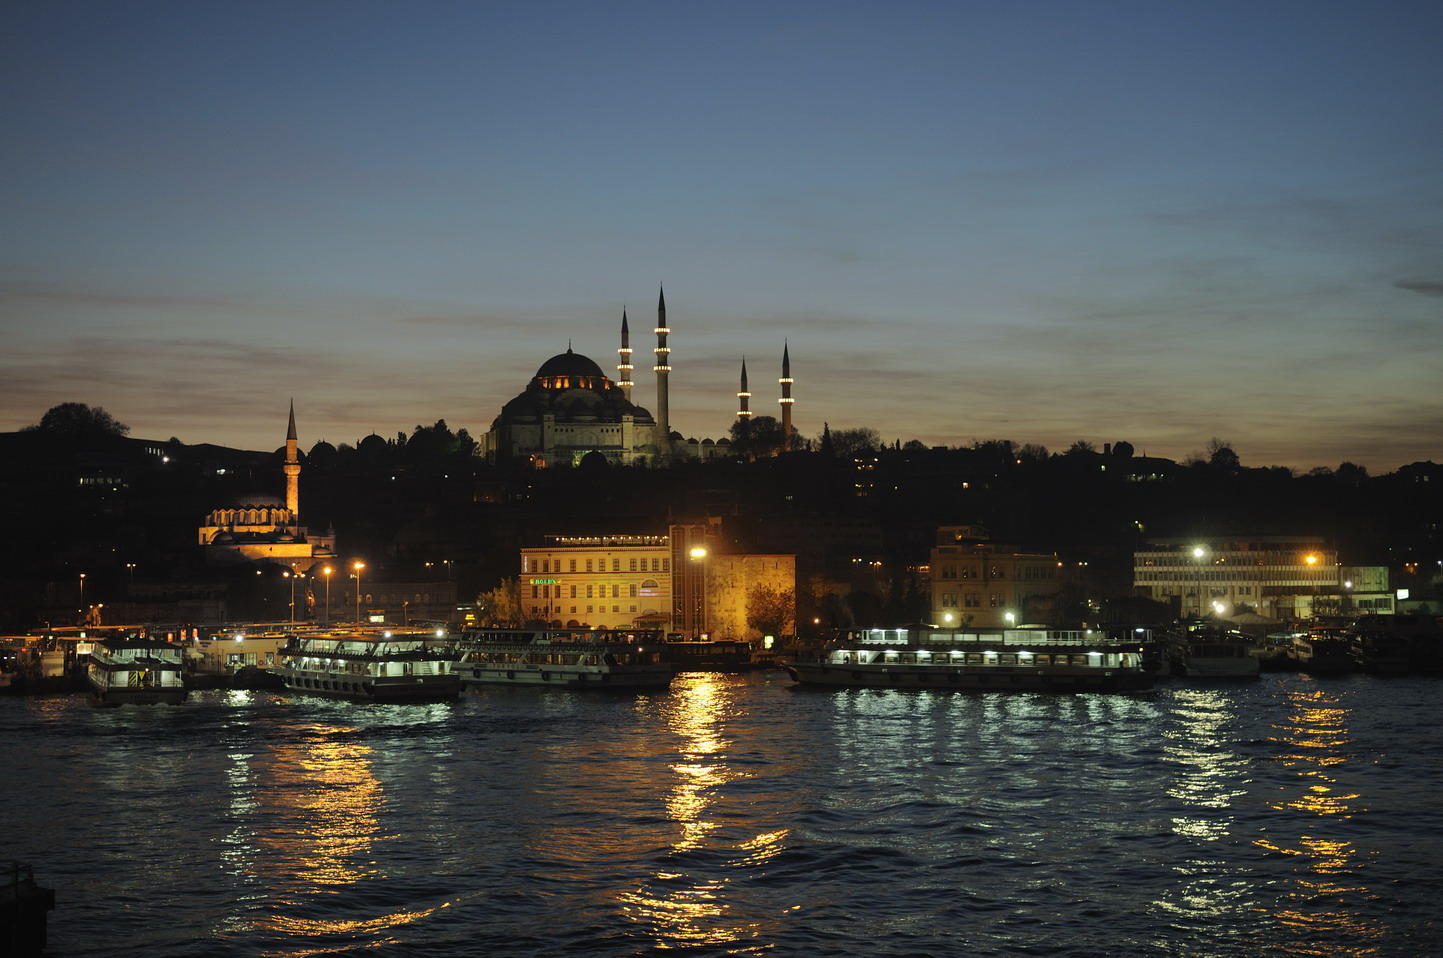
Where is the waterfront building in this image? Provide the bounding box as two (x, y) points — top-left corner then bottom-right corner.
(928, 525), (1066, 628)
(197, 403), (336, 568)
(519, 535), (673, 629)
(1131, 537), (1393, 620)
(518, 528), (796, 640)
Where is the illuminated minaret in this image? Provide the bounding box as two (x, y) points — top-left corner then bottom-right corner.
(617, 308), (634, 402)
(654, 285), (671, 447)
(779, 342), (794, 451)
(283, 400), (301, 520)
(737, 357), (752, 422)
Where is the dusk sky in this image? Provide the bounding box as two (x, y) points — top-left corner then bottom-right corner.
(3, 1), (1440, 472)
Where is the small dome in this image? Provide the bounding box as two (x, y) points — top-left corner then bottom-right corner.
(536, 348), (605, 381)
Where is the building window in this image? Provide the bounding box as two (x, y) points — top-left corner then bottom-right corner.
(629, 584), (638, 597)
(586, 559), (594, 572)
(569, 560), (576, 572)
(586, 585), (594, 598)
(612, 585), (620, 598)
(613, 559), (620, 572)
(630, 558), (637, 572)
(531, 585), (538, 598)
(570, 585), (577, 598)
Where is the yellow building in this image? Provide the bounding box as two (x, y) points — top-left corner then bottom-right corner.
(519, 535), (672, 629)
(929, 525), (1065, 628)
(518, 528), (797, 639)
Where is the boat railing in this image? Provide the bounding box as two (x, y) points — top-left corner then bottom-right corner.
(831, 628), (1152, 648)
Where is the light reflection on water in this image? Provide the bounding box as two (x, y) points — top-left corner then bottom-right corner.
(3, 672), (1442, 956)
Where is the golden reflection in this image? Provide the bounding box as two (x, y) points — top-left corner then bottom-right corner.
(222, 720), (391, 943)
(617, 673), (784, 951)
(1250, 683), (1384, 953)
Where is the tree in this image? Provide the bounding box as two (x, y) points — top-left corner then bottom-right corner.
(1207, 437), (1240, 474)
(830, 427), (881, 457)
(746, 583), (795, 638)
(729, 415), (785, 460)
(475, 577), (524, 627)
(27, 402), (129, 437)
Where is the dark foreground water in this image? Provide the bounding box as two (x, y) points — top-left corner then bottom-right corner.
(3, 671), (1441, 957)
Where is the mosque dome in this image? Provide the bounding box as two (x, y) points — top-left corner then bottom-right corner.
(535, 348), (606, 381)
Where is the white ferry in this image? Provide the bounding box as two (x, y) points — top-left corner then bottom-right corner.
(453, 628), (673, 690)
(87, 638), (188, 706)
(784, 627), (1154, 692)
(275, 630), (463, 703)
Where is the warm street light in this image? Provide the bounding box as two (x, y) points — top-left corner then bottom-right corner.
(688, 547), (708, 638)
(78, 573), (86, 619)
(1192, 545), (1209, 619)
(322, 566), (333, 627)
(352, 561), (366, 625)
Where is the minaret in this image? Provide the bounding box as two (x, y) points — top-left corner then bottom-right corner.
(737, 357), (752, 422)
(618, 308), (633, 402)
(654, 285), (671, 450)
(779, 342), (794, 451)
(283, 400), (301, 520)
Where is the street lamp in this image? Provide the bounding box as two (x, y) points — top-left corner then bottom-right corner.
(1192, 545), (1208, 619)
(689, 546), (708, 639)
(322, 566), (333, 627)
(352, 561), (366, 626)
(78, 573), (86, 620)
(285, 571), (296, 624)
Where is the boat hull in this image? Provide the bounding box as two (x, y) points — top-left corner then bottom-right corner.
(457, 663), (672, 690)
(276, 668), (462, 703)
(784, 661), (1152, 692)
(88, 682), (188, 706)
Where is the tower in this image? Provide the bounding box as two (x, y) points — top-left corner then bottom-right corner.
(617, 308), (633, 402)
(654, 285), (671, 450)
(779, 342), (794, 452)
(737, 357), (752, 422)
(283, 400), (301, 520)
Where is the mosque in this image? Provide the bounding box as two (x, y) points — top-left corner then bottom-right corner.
(197, 402), (336, 568)
(478, 287), (794, 467)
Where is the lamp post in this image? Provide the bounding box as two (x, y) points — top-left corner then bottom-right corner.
(285, 571), (296, 624)
(688, 546), (708, 639)
(322, 566), (333, 627)
(78, 573), (86, 621)
(1192, 545), (1207, 619)
(353, 561), (365, 626)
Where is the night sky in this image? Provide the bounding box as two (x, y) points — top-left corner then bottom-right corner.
(4, 1), (1440, 471)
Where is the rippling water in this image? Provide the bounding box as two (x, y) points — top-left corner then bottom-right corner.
(4, 671), (1441, 956)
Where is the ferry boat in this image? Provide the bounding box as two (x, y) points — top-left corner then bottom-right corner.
(784, 627), (1154, 692)
(1167, 627), (1260, 679)
(275, 630), (462, 703)
(453, 628), (672, 690)
(86, 638), (188, 705)
(1290, 628), (1355, 674)
(661, 636), (770, 672)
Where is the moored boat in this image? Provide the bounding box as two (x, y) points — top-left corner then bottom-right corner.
(784, 627), (1154, 692)
(86, 638), (188, 706)
(1167, 627), (1260, 679)
(275, 629), (462, 703)
(661, 636), (770, 672)
(453, 628), (672, 690)
(1290, 628), (1355, 674)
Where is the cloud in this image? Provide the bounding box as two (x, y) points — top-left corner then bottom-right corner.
(1394, 278), (1443, 297)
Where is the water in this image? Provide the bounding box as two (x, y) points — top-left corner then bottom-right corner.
(4, 671), (1441, 957)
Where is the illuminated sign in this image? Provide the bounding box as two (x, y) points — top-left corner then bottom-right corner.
(531, 578), (558, 585)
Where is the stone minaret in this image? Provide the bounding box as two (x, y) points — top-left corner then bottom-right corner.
(779, 342), (794, 451)
(737, 357), (752, 422)
(654, 285), (671, 450)
(617, 308), (633, 402)
(283, 400), (301, 520)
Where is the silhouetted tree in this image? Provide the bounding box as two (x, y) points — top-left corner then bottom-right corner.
(746, 583), (795, 638)
(26, 402), (129, 437)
